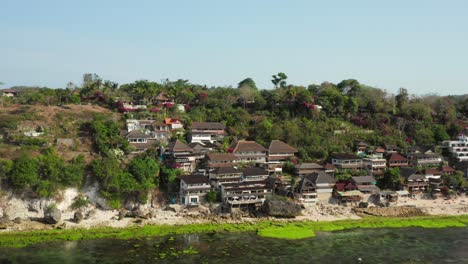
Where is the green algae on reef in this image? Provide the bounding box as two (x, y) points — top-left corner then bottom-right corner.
(1, 215), (468, 248)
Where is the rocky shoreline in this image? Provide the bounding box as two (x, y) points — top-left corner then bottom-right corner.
(2, 187), (468, 232)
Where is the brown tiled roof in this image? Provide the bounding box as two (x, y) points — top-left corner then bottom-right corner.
(424, 169), (441, 175)
(268, 140), (297, 154)
(233, 140), (266, 153)
(441, 166), (456, 173)
(295, 163), (323, 170)
(167, 139), (192, 152)
(207, 153), (237, 161)
(179, 175), (210, 184)
(126, 130), (151, 139)
(387, 153), (407, 162)
(374, 147), (385, 153)
(192, 122), (225, 130)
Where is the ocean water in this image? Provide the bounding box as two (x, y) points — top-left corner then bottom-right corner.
(1, 227), (467, 264)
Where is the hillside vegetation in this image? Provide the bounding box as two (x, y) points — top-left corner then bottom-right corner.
(0, 73), (467, 207)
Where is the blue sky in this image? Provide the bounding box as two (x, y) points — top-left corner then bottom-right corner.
(1, 0), (467, 95)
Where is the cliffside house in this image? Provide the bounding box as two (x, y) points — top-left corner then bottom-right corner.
(354, 140), (368, 155)
(371, 146), (386, 158)
(266, 140), (298, 173)
(220, 180), (272, 208)
(351, 176), (380, 193)
(231, 140), (267, 164)
(295, 163), (324, 177)
(1, 89), (18, 97)
(154, 92), (173, 105)
(411, 153), (443, 166)
(125, 130), (155, 151)
(164, 118), (184, 131)
(126, 119), (170, 143)
(306, 171), (337, 203)
(165, 139), (198, 173)
(204, 153), (238, 169)
(179, 175), (211, 205)
(334, 190), (363, 205)
(189, 122), (226, 144)
(209, 167), (243, 188)
(440, 165), (456, 175)
(401, 167), (429, 193)
(294, 176), (318, 203)
(363, 155), (386, 177)
(384, 144), (400, 154)
(442, 135), (468, 162)
(331, 153), (363, 170)
(386, 153), (409, 168)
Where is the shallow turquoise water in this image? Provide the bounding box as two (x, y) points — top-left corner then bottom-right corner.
(1, 227), (467, 263)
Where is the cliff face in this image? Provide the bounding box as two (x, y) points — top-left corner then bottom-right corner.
(0, 184), (108, 221)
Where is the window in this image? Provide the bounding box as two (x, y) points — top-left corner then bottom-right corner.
(190, 197), (198, 203)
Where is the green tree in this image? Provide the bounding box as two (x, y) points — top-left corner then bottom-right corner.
(10, 155), (39, 189)
(442, 171), (465, 190)
(0, 159), (13, 188)
(395, 88), (409, 114)
(383, 167), (403, 190)
(128, 156), (160, 191)
(271, 72), (288, 88)
(432, 125), (450, 143)
(238, 78), (257, 90)
(62, 154), (86, 187)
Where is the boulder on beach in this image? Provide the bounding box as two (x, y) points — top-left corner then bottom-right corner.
(74, 212), (84, 223)
(0, 216), (11, 229)
(262, 197), (302, 218)
(44, 207), (61, 224)
(166, 204), (183, 213)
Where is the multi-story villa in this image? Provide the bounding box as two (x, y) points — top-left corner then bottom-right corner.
(363, 155), (386, 177)
(231, 140), (267, 164)
(442, 135), (468, 162)
(331, 153), (363, 170)
(188, 122), (226, 144)
(220, 180), (272, 208)
(179, 175), (211, 205)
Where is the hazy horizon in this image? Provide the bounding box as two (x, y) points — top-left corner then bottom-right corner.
(2, 0), (467, 95)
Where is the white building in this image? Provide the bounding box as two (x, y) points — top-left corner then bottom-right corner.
(443, 135), (468, 162)
(179, 175), (211, 205)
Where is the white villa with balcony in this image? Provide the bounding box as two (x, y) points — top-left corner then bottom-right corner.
(443, 135), (468, 162)
(363, 155), (387, 176)
(179, 175), (211, 205)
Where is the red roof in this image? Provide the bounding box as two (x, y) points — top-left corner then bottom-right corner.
(164, 118), (182, 125)
(387, 153), (407, 162)
(441, 166), (456, 173)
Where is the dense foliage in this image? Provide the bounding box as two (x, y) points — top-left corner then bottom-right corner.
(1, 148), (85, 197)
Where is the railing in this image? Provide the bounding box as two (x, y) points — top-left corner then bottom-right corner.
(406, 182), (428, 187)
